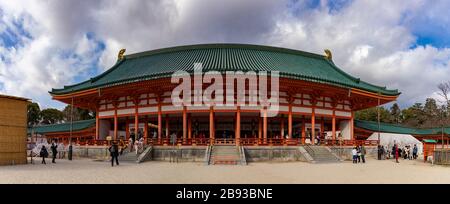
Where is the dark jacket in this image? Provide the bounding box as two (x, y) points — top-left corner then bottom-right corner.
(109, 144), (119, 156)
(51, 143), (58, 155)
(40, 146), (48, 158)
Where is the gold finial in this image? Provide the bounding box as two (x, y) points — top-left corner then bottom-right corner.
(324, 49), (332, 61)
(117, 48), (126, 61)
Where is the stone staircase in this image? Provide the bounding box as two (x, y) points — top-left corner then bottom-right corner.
(119, 145), (153, 163)
(303, 145), (341, 163)
(209, 145), (245, 165)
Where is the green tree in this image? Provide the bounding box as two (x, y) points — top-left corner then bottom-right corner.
(27, 102), (41, 127)
(355, 107), (391, 122)
(389, 103), (401, 124)
(62, 105), (95, 121)
(40, 108), (64, 124)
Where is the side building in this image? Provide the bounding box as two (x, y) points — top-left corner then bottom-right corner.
(0, 94), (30, 165)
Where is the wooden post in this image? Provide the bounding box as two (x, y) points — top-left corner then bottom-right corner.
(236, 107), (241, 145)
(311, 108), (315, 145)
(280, 116), (285, 138)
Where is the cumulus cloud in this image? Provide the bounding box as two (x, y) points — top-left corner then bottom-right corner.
(1, 0), (450, 109)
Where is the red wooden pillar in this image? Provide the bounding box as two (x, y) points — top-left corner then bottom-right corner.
(134, 101), (138, 142)
(288, 106), (292, 139)
(332, 110), (336, 140)
(258, 117), (262, 140)
(280, 116), (285, 138)
(165, 115), (169, 138)
(188, 113), (192, 139)
(157, 100), (162, 140)
(209, 107), (214, 144)
(301, 116), (306, 144)
(236, 107), (241, 145)
(350, 111), (355, 140)
(95, 108), (99, 140)
(311, 108), (315, 145)
(183, 106), (187, 141)
(114, 104), (118, 140)
(263, 109), (267, 143)
(144, 117), (148, 144)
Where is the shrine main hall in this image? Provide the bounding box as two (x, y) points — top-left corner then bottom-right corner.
(49, 44), (400, 147)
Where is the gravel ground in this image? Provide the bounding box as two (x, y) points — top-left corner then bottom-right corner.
(0, 157), (449, 184)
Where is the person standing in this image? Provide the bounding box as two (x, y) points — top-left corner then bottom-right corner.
(109, 141), (119, 167)
(128, 137), (133, 152)
(118, 138), (125, 155)
(381, 146), (386, 160)
(40, 145), (48, 164)
(413, 144), (418, 160)
(356, 146), (361, 163)
(51, 141), (58, 163)
(377, 145), (382, 160)
(352, 147), (358, 164)
(360, 145), (366, 163)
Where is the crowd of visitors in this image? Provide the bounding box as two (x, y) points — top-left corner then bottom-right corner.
(376, 143), (419, 163)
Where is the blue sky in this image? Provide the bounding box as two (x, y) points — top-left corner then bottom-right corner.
(1, 0), (450, 110)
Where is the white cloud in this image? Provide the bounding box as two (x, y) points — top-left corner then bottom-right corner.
(1, 0), (450, 109)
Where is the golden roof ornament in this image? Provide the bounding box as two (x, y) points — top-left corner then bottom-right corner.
(324, 49), (332, 61)
(117, 48), (126, 61)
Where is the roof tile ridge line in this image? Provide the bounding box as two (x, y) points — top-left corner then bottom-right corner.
(324, 59), (399, 94)
(34, 119), (96, 127)
(90, 59), (126, 83)
(355, 119), (424, 130)
(123, 43), (328, 61)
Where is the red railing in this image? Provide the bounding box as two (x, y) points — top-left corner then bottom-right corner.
(75, 138), (379, 146)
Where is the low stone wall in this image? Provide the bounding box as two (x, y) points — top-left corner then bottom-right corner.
(244, 146), (307, 162)
(329, 146), (377, 161)
(73, 145), (109, 160)
(434, 149), (450, 165)
(152, 146), (206, 162)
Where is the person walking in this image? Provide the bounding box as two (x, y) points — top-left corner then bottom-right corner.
(352, 147), (358, 164)
(40, 145), (48, 164)
(360, 145), (366, 163)
(413, 144), (418, 160)
(50, 141), (58, 163)
(395, 144), (399, 163)
(109, 141), (119, 167)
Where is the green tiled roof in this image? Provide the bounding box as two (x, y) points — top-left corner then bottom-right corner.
(28, 119), (95, 134)
(355, 120), (450, 135)
(50, 44), (400, 96)
(423, 139), (437, 143)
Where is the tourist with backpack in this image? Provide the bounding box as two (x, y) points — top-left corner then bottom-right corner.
(109, 141), (119, 167)
(40, 145), (48, 164)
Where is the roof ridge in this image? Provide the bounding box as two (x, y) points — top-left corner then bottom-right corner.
(124, 43), (327, 60)
(33, 119), (96, 128)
